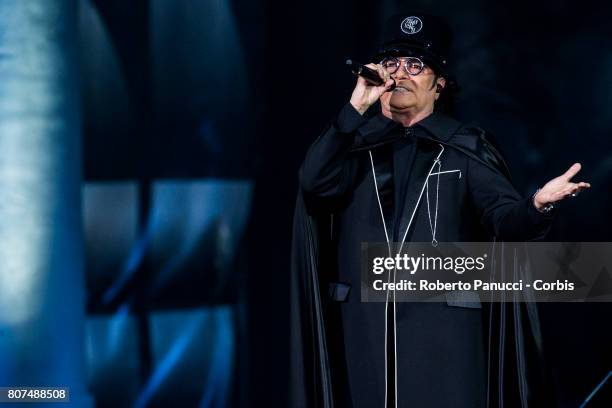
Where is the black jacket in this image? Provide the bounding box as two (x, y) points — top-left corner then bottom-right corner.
(290, 104), (555, 407)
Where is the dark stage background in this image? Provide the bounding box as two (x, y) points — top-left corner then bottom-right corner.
(0, 0), (610, 407)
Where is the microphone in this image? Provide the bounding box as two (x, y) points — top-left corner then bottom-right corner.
(346, 59), (389, 86)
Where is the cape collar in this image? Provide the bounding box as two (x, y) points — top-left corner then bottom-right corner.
(415, 111), (463, 143)
(350, 110), (463, 151)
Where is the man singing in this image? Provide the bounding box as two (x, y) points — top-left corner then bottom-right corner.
(290, 13), (589, 408)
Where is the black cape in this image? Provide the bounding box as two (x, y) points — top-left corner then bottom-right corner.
(289, 113), (554, 408)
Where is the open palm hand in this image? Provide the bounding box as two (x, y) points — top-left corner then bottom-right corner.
(534, 163), (590, 210)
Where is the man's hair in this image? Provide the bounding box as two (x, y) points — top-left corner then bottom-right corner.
(431, 74), (459, 114)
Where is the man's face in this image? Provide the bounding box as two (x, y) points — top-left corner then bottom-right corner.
(379, 56), (444, 115)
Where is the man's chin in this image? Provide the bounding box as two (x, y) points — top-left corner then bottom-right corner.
(388, 95), (415, 111)
(388, 103), (414, 113)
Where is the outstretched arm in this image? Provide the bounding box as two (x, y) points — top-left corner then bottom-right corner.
(469, 160), (590, 240)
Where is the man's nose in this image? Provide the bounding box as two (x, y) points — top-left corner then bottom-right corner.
(392, 62), (410, 80)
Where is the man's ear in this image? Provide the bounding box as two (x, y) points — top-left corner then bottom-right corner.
(436, 77), (446, 93)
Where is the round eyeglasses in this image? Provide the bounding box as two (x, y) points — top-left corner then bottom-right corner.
(380, 57), (425, 76)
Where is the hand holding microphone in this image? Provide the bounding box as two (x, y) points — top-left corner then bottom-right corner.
(346, 59), (395, 115)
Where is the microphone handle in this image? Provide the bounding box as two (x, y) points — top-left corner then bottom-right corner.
(346, 59), (384, 86)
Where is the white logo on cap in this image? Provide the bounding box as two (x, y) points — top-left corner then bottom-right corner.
(400, 16), (422, 34)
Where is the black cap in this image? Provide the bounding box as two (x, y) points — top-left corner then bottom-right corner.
(373, 13), (452, 75)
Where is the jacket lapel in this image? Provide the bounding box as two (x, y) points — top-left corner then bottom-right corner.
(391, 136), (414, 240)
(369, 145), (395, 241)
(395, 137), (444, 245)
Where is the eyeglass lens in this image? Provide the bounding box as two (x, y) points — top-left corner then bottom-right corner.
(381, 57), (424, 76)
